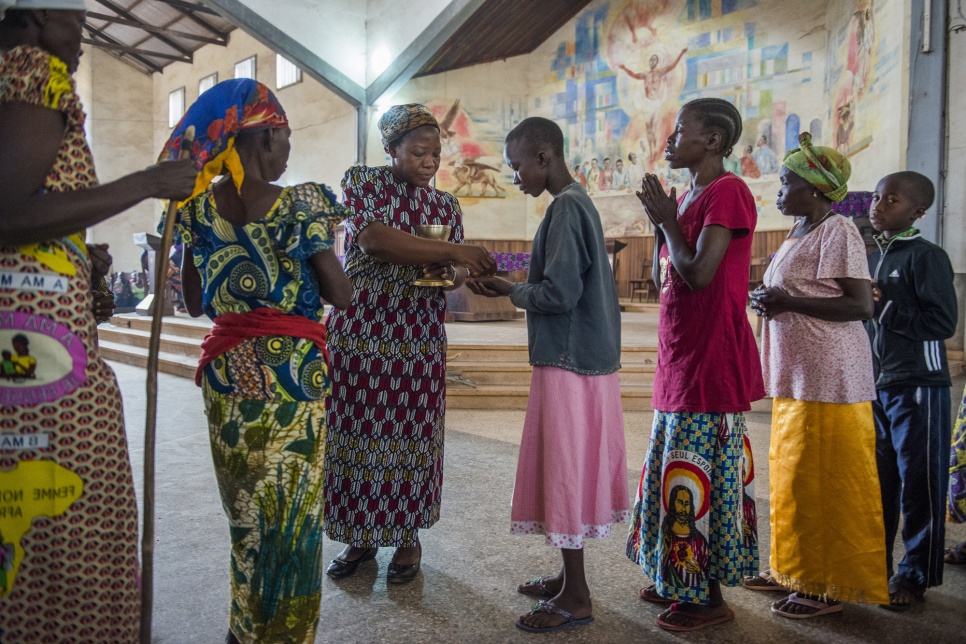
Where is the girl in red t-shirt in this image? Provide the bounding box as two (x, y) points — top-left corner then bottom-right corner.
(625, 98), (764, 633)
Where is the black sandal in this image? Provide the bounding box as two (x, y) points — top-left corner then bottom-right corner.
(325, 546), (379, 579)
(387, 542), (421, 584)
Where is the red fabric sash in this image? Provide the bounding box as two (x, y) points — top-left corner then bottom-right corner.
(195, 308), (328, 386)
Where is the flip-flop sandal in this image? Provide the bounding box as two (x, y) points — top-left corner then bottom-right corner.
(944, 543), (966, 565)
(639, 583), (674, 605)
(771, 592), (843, 619)
(517, 575), (558, 599)
(655, 603), (735, 632)
(742, 572), (789, 592)
(515, 599), (594, 634)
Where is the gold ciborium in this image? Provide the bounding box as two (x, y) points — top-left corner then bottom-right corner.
(412, 224), (454, 287)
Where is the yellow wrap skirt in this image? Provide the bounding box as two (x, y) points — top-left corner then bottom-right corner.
(769, 398), (889, 604)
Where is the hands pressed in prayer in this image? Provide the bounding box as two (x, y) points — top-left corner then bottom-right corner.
(637, 174), (678, 229)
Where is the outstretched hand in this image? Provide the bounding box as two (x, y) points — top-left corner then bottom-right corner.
(145, 159), (197, 201)
(454, 244), (497, 277)
(466, 276), (513, 298)
(637, 174), (678, 228)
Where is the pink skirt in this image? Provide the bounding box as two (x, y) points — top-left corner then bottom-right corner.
(510, 366), (630, 548)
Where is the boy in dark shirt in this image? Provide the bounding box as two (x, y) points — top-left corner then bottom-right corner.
(866, 171), (958, 610)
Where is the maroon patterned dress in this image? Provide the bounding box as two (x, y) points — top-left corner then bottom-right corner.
(323, 165), (463, 547)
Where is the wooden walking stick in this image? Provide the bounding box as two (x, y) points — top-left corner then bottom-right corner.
(141, 125), (195, 643)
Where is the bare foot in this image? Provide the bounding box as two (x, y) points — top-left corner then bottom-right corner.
(518, 591), (592, 630)
(887, 586), (919, 610)
(883, 574), (923, 611)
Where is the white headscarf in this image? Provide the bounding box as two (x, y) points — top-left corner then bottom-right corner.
(1, 0), (88, 21)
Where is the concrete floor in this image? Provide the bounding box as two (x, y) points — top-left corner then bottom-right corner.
(114, 360), (966, 644)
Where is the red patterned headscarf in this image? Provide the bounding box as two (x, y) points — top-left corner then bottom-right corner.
(159, 79), (288, 203)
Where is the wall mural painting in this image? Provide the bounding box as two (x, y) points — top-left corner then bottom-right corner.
(391, 0), (903, 239)
(427, 99), (515, 202)
(532, 0), (898, 234)
(826, 0), (880, 158)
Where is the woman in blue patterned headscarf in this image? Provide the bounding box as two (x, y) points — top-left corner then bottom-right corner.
(160, 78), (350, 644)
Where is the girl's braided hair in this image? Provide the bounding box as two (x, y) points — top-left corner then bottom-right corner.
(681, 98), (743, 157)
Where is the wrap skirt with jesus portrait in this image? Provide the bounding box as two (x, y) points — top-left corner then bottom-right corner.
(626, 411), (759, 605)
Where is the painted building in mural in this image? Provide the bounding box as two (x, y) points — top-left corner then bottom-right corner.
(374, 0), (906, 239)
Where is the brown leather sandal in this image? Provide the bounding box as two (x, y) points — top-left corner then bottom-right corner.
(639, 583), (674, 605)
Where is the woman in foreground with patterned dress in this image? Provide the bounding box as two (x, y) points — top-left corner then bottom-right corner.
(945, 393), (966, 565)
(625, 97), (763, 633)
(0, 1), (195, 640)
(323, 103), (496, 583)
(160, 79), (351, 643)
(751, 132), (887, 618)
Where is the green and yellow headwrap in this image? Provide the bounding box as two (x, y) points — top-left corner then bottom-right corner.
(378, 104), (439, 148)
(782, 132), (850, 202)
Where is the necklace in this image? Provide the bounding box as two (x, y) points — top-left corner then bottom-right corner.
(761, 209), (836, 289)
(792, 209), (836, 238)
